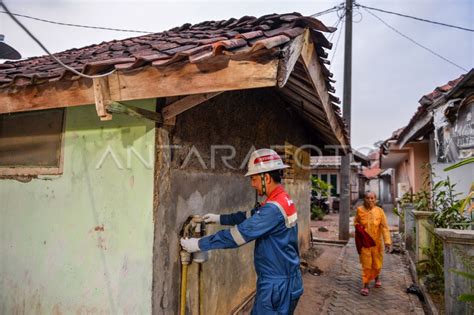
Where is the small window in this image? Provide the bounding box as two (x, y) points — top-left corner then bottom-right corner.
(0, 109), (65, 176)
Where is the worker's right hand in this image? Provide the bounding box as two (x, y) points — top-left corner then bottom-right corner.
(203, 213), (220, 224)
(180, 237), (201, 253)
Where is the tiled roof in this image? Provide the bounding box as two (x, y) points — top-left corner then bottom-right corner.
(0, 12), (334, 89)
(396, 74), (465, 144)
(362, 161), (382, 179)
(418, 75), (465, 106)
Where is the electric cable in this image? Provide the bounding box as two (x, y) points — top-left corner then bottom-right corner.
(330, 18), (344, 68)
(0, 10), (152, 33)
(355, 2), (474, 32)
(0, 1), (116, 79)
(328, 14), (344, 43)
(311, 2), (345, 18)
(362, 7), (469, 72)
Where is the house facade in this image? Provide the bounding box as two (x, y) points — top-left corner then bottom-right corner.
(381, 70), (474, 201)
(310, 151), (369, 205)
(0, 13), (348, 314)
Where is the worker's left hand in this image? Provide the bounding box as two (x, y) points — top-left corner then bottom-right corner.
(385, 244), (391, 253)
(180, 237), (201, 253)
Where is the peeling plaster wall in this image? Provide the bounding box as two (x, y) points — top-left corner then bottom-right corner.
(152, 88), (313, 314)
(0, 100), (155, 314)
(429, 134), (473, 196)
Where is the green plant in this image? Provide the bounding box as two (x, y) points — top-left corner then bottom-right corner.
(311, 205), (325, 220)
(417, 227), (444, 295)
(444, 157), (474, 227)
(310, 177), (331, 221)
(392, 206), (404, 221)
(432, 177), (470, 229)
(443, 157), (474, 172)
(403, 163), (433, 212)
(311, 176), (331, 197)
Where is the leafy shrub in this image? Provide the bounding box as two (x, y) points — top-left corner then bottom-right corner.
(311, 205), (325, 221)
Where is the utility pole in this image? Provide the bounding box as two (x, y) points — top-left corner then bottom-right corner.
(339, 0), (352, 241)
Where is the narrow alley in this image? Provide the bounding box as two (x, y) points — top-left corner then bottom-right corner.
(296, 206), (426, 315)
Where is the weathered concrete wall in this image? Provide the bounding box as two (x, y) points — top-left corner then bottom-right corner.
(152, 88), (313, 314)
(435, 229), (474, 315)
(284, 179), (312, 251)
(0, 101), (155, 314)
(403, 204), (416, 252)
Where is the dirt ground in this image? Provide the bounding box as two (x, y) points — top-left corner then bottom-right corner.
(310, 212), (342, 241)
(295, 213), (344, 314)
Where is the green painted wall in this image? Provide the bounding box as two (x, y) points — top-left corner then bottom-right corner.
(0, 100), (155, 314)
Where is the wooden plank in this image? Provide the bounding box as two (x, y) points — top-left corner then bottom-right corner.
(277, 33), (305, 88)
(300, 31), (348, 150)
(93, 77), (112, 121)
(278, 87), (327, 120)
(106, 101), (163, 123)
(111, 58), (279, 101)
(286, 79), (324, 107)
(162, 92), (222, 120)
(0, 56), (278, 115)
(0, 78), (95, 114)
(277, 95), (337, 145)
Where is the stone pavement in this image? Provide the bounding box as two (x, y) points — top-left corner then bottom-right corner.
(320, 237), (425, 315)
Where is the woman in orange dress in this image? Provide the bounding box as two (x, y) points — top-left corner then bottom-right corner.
(354, 191), (391, 296)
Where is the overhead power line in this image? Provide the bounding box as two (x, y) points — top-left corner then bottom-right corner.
(0, 1), (116, 79)
(355, 2), (474, 32)
(0, 10), (152, 34)
(362, 7), (469, 72)
(330, 18), (345, 68)
(311, 2), (345, 18)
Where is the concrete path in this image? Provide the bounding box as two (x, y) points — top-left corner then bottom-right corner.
(318, 223), (426, 315)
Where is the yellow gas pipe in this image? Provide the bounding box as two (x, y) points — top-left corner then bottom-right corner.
(180, 215), (208, 315)
(180, 250), (191, 315)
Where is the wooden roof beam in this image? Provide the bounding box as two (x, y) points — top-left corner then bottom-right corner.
(93, 77), (112, 121)
(299, 30), (348, 151)
(161, 92), (223, 120)
(0, 56), (279, 115)
(277, 33), (305, 88)
(106, 101), (163, 123)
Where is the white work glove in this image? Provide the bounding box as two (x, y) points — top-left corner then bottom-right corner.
(180, 237), (201, 253)
(203, 213), (220, 224)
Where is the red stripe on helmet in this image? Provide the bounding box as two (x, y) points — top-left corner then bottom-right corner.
(254, 154), (281, 164)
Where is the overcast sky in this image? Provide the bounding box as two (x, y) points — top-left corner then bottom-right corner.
(2, 0), (473, 153)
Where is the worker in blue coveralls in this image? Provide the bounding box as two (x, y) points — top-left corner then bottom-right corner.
(180, 148), (303, 315)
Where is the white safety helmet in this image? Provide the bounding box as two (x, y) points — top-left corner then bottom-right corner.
(245, 148), (289, 177)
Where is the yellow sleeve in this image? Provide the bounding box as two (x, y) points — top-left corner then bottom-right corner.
(353, 207), (360, 225)
(380, 208), (391, 245)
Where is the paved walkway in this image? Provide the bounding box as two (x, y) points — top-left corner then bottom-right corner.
(321, 236), (425, 315)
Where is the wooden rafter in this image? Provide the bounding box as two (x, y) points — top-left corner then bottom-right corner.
(277, 33), (305, 88)
(299, 31), (348, 151)
(106, 101), (163, 123)
(93, 77), (112, 121)
(161, 92), (223, 120)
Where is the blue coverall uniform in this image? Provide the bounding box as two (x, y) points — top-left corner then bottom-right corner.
(199, 185), (303, 314)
